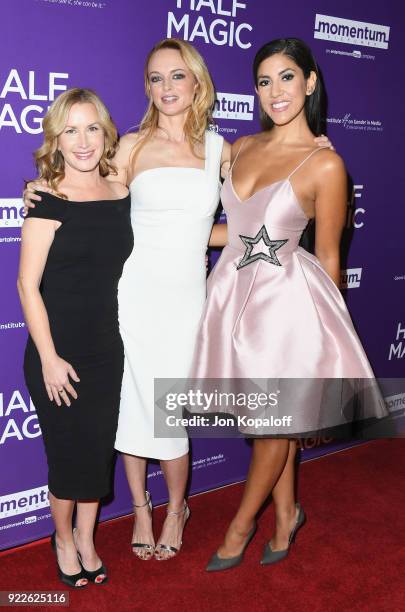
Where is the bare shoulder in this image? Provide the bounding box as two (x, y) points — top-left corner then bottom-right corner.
(117, 132), (141, 154)
(113, 133), (142, 173)
(232, 131), (265, 154)
(108, 181), (129, 198)
(231, 135), (244, 153)
(231, 133), (254, 156)
(120, 132), (141, 145)
(311, 149), (347, 208)
(312, 148), (346, 178)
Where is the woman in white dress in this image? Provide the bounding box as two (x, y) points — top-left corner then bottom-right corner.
(113, 38), (228, 560)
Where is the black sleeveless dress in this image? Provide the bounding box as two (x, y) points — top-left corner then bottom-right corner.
(23, 191), (133, 500)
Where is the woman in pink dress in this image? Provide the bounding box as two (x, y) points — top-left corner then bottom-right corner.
(190, 38), (387, 571)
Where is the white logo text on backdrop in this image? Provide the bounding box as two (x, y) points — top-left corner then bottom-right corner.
(0, 391), (41, 446)
(167, 0), (252, 48)
(213, 93), (254, 120)
(389, 323), (405, 361)
(340, 268), (362, 289)
(346, 185), (365, 229)
(0, 70), (69, 134)
(0, 199), (24, 228)
(0, 486), (49, 520)
(314, 14), (390, 49)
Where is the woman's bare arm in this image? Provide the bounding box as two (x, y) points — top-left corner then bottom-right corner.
(220, 139), (231, 179)
(313, 151), (347, 286)
(18, 219), (59, 361)
(107, 132), (140, 186)
(18, 219), (79, 405)
(209, 223), (228, 247)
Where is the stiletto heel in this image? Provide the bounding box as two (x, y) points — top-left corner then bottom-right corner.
(154, 500), (190, 561)
(50, 532), (88, 589)
(132, 491), (155, 560)
(260, 503), (306, 566)
(206, 522), (257, 572)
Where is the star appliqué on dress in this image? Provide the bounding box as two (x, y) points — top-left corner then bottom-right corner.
(237, 225), (288, 270)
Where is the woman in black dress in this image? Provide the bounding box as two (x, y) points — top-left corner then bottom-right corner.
(17, 88), (133, 587)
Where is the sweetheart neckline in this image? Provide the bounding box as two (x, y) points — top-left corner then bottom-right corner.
(227, 173), (310, 221)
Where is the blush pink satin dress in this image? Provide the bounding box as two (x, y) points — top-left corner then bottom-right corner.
(190, 146), (388, 435)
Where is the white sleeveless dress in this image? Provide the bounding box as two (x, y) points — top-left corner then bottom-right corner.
(115, 130), (224, 460)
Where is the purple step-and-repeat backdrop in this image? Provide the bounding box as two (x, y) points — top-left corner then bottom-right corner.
(0, 0), (404, 549)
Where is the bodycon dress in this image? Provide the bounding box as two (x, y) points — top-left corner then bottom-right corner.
(23, 191), (133, 499)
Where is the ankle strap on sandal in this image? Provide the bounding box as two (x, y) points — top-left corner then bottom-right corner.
(133, 490), (151, 508)
(166, 500), (188, 517)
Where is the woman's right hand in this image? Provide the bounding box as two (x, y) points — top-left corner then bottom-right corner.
(41, 354), (80, 406)
(22, 180), (50, 216)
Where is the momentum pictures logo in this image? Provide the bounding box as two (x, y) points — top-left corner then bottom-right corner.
(384, 393), (405, 416)
(314, 14), (390, 49)
(341, 268), (362, 289)
(213, 93), (254, 121)
(0, 485), (49, 520)
(0, 199), (24, 228)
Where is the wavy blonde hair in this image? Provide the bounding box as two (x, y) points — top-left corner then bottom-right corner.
(33, 88), (118, 198)
(130, 38), (215, 165)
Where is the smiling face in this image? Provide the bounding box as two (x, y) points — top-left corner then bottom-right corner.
(256, 52), (317, 127)
(57, 102), (105, 173)
(147, 47), (198, 117)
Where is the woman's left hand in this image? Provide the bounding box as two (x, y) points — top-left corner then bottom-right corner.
(314, 134), (335, 151)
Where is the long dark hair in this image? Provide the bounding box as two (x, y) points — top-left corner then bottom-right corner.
(253, 38), (324, 135)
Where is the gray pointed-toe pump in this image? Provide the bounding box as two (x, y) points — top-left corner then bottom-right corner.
(261, 503), (306, 566)
(206, 523), (257, 572)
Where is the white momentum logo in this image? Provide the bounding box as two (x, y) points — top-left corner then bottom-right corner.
(314, 14), (390, 49)
(0, 199), (24, 228)
(384, 392), (405, 416)
(341, 268), (362, 289)
(0, 485), (49, 519)
(213, 93), (254, 121)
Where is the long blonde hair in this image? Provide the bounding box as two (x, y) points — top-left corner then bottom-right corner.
(131, 38), (215, 166)
(33, 88), (118, 197)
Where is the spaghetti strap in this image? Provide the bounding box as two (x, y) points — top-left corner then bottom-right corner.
(230, 137), (249, 173)
(288, 146), (329, 179)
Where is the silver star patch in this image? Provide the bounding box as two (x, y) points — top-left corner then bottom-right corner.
(237, 225), (288, 270)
